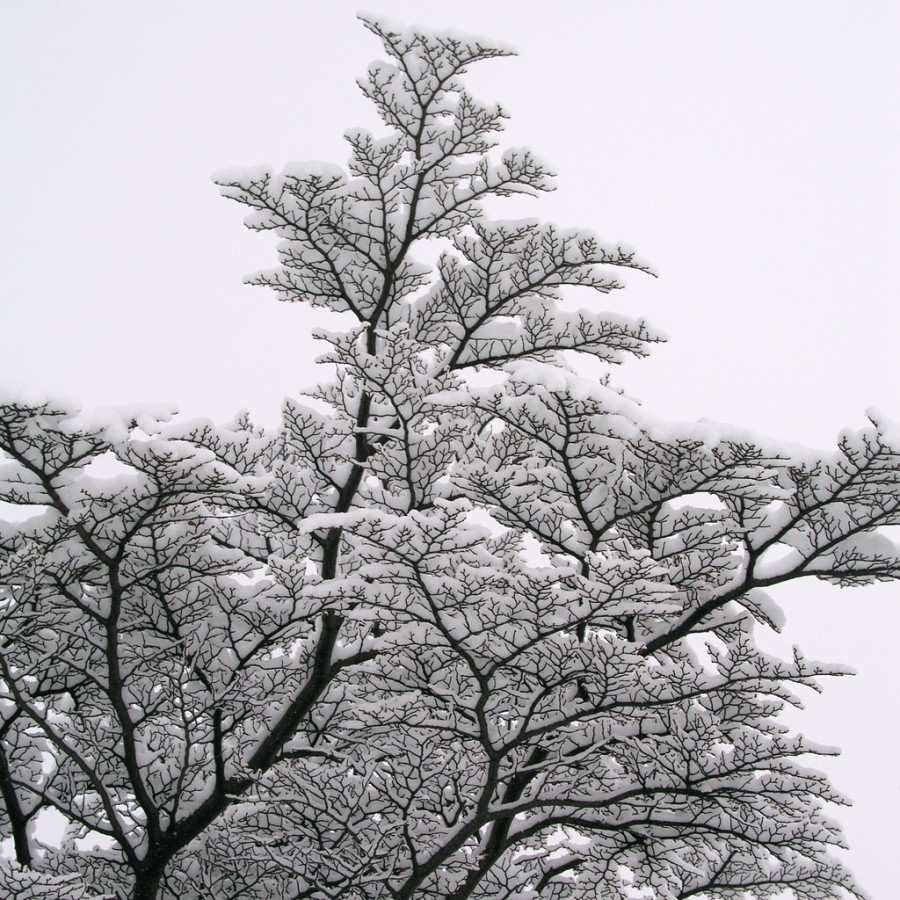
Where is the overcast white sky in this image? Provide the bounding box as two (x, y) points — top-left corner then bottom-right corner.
(2, 1), (899, 893)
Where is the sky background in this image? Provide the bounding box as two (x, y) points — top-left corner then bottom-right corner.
(2, 1), (898, 893)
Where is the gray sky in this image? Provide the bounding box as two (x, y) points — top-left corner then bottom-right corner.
(2, 1), (899, 892)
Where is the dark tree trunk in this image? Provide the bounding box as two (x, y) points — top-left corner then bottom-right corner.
(0, 737), (32, 867)
(130, 860), (165, 900)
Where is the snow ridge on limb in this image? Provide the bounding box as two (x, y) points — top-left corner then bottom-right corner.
(2, 15), (894, 900)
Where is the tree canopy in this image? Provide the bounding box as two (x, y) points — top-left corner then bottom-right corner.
(1, 16), (897, 900)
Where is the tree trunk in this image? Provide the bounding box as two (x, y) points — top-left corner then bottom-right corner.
(0, 738), (32, 867)
(130, 860), (165, 900)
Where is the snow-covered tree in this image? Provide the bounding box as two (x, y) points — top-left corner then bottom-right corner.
(2, 16), (898, 900)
